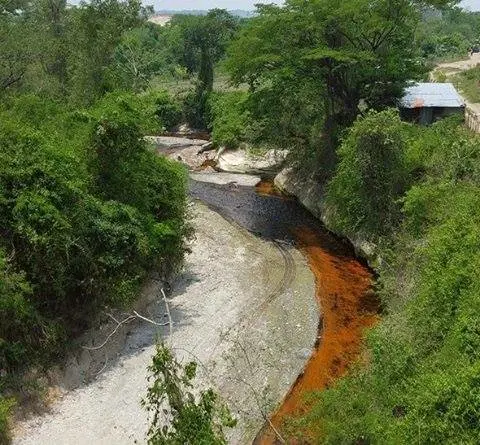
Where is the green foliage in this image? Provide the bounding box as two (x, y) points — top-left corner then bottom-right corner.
(417, 7), (480, 61)
(0, 92), (188, 442)
(299, 116), (480, 444)
(182, 88), (211, 129)
(143, 344), (236, 445)
(0, 397), (14, 445)
(209, 91), (249, 147)
(224, 0), (441, 177)
(167, 10), (239, 128)
(108, 23), (179, 92)
(0, 250), (39, 371)
(91, 90), (183, 134)
(169, 10), (238, 92)
(153, 91), (183, 131)
(0, 0), (195, 440)
(66, 0), (144, 105)
(326, 110), (410, 239)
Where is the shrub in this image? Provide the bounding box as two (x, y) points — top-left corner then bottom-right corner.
(209, 91), (249, 148)
(153, 91), (183, 131)
(0, 250), (41, 371)
(299, 120), (480, 444)
(0, 93), (188, 378)
(0, 397), (14, 445)
(326, 109), (410, 239)
(182, 88), (211, 130)
(143, 344), (236, 445)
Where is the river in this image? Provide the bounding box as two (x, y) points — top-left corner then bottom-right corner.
(191, 177), (376, 443)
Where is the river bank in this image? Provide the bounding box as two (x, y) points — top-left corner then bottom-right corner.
(13, 200), (317, 445)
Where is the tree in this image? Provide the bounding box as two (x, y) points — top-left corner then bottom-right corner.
(226, 0), (459, 176)
(326, 109), (410, 239)
(27, 0), (69, 97)
(166, 10), (238, 128)
(0, 5), (33, 92)
(109, 23), (174, 91)
(170, 10), (238, 92)
(67, 0), (144, 105)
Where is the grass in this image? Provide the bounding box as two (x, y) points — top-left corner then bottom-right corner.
(453, 65), (480, 103)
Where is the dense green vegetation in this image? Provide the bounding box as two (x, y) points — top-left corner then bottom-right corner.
(418, 7), (480, 61)
(292, 112), (480, 444)
(2, 0), (480, 441)
(0, 0), (245, 437)
(0, 0), (220, 440)
(223, 0), (459, 177)
(0, 86), (188, 444)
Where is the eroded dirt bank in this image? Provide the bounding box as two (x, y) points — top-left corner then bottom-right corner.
(13, 201), (317, 445)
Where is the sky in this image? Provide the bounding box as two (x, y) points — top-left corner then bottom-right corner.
(148, 0), (480, 11)
(462, 0), (480, 11)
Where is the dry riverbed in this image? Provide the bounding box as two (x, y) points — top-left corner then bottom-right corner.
(14, 201), (317, 445)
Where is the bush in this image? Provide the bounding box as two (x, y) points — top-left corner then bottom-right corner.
(209, 91), (249, 148)
(153, 91), (183, 131)
(182, 88), (211, 130)
(454, 65), (480, 106)
(0, 93), (188, 381)
(326, 109), (410, 239)
(299, 118), (480, 444)
(0, 397), (14, 445)
(143, 344), (236, 445)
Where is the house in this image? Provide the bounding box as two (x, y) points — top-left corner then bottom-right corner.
(399, 82), (465, 125)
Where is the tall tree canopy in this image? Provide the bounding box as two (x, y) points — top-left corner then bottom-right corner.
(226, 0), (460, 172)
(169, 9), (238, 92)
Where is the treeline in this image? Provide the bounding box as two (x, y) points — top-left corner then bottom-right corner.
(209, 2), (480, 152)
(209, 0), (480, 443)
(419, 6), (480, 61)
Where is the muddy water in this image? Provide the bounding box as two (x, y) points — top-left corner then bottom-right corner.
(190, 179), (377, 443)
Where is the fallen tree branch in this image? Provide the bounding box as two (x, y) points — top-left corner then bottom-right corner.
(82, 305), (170, 352)
(82, 314), (136, 351)
(133, 310), (169, 327)
(161, 288), (173, 339)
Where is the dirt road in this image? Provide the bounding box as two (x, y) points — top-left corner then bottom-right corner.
(14, 202), (317, 445)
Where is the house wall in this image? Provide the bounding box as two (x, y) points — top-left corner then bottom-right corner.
(400, 106), (464, 125)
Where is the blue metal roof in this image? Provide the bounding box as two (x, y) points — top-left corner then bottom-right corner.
(400, 83), (465, 108)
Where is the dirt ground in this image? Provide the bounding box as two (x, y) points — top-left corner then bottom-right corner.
(435, 53), (480, 76)
(13, 201), (317, 445)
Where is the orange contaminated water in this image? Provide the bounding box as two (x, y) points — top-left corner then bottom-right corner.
(255, 179), (287, 197)
(255, 227), (377, 444)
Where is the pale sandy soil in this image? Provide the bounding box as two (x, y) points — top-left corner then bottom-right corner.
(13, 202), (317, 445)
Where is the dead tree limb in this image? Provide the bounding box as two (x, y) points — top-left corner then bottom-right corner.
(82, 306), (169, 352)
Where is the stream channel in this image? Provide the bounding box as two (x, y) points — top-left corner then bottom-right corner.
(190, 176), (377, 443)
(14, 138), (376, 444)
